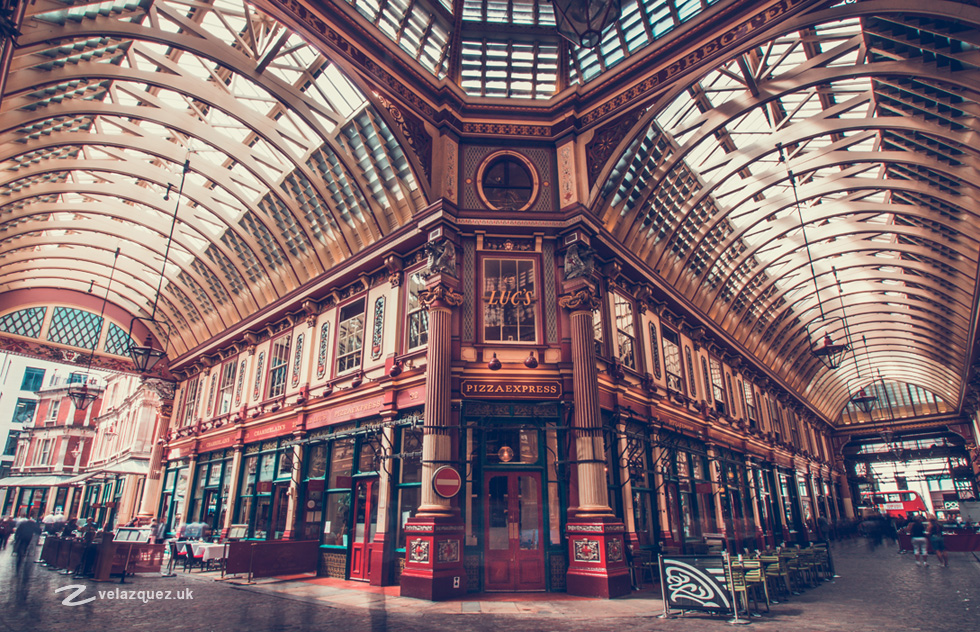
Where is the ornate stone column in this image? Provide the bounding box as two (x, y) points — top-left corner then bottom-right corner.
(558, 277), (630, 598)
(137, 379), (176, 520)
(400, 269), (467, 601)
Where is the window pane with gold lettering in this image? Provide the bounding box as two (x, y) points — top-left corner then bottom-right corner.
(483, 258), (537, 342)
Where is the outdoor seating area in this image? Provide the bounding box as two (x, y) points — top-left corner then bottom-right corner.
(727, 543), (834, 616)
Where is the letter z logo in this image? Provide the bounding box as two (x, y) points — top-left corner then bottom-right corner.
(55, 584), (96, 606)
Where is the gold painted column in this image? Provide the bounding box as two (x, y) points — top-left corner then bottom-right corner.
(400, 271), (466, 601)
(559, 281), (630, 599)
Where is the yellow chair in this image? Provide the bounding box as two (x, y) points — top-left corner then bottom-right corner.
(759, 553), (792, 599)
(741, 558), (771, 613)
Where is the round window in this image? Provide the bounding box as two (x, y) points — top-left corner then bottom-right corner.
(477, 151), (538, 211)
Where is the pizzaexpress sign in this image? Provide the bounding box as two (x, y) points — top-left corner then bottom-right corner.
(460, 379), (562, 399)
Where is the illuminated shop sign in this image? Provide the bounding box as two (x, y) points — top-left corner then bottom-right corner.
(460, 379), (562, 399)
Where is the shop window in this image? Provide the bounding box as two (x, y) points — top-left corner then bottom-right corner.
(482, 258), (537, 343)
(307, 444), (328, 480)
(357, 433), (382, 473)
(661, 328), (683, 393)
(396, 427), (422, 550)
(267, 335), (291, 399)
(21, 367), (45, 392)
(323, 438), (354, 546)
(406, 270), (429, 350)
(336, 299), (366, 374)
(613, 294), (636, 369)
(215, 360), (237, 416)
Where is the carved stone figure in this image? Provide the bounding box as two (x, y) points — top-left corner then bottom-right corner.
(563, 242), (594, 280)
(427, 238), (456, 276)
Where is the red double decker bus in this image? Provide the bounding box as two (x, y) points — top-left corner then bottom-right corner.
(860, 490), (928, 518)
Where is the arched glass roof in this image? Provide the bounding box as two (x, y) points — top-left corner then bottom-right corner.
(0, 0), (425, 358)
(2, 0), (979, 426)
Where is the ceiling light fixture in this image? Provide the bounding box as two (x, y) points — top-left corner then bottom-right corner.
(552, 0), (622, 48)
(779, 144), (849, 369)
(128, 159), (188, 373)
(68, 247), (120, 411)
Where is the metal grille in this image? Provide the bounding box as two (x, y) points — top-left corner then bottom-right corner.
(46, 306), (101, 350)
(0, 306), (46, 338)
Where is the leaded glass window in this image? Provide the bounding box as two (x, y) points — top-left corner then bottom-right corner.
(0, 307), (45, 338)
(46, 307), (102, 350)
(104, 322), (134, 356)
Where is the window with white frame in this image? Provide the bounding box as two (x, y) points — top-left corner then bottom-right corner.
(182, 376), (201, 426)
(406, 270), (429, 350)
(38, 438), (52, 465)
(337, 299), (366, 373)
(741, 381), (756, 425)
(267, 335), (291, 399)
(662, 328), (683, 393)
(482, 258), (537, 342)
(709, 357), (726, 415)
(45, 399), (60, 424)
(215, 360), (237, 416)
(613, 294), (636, 369)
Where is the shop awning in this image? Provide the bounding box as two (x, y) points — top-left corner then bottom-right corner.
(0, 475), (76, 488)
(61, 460), (151, 485)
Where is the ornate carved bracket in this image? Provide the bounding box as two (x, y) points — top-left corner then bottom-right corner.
(419, 284), (464, 310)
(558, 288), (601, 313)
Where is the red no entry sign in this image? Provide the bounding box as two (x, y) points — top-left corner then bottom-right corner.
(432, 466), (462, 498)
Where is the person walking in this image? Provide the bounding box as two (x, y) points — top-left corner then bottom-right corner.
(908, 515), (929, 566)
(0, 517), (12, 550)
(927, 515), (948, 568)
(13, 517), (41, 571)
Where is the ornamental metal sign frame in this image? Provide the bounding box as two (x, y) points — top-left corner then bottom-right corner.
(658, 554), (743, 623)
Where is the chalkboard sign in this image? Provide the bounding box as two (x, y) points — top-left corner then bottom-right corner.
(658, 554), (734, 616)
(228, 524), (248, 540)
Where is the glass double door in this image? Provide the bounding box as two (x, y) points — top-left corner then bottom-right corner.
(484, 471), (545, 592)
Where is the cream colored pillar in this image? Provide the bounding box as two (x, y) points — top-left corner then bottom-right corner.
(221, 446), (243, 537)
(283, 442), (303, 539)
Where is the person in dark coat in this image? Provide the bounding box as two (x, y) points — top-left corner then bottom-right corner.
(0, 517), (13, 550)
(13, 518), (41, 570)
(60, 518), (78, 538)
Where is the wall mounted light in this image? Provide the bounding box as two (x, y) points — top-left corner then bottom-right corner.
(524, 351), (538, 369)
(488, 353), (502, 371)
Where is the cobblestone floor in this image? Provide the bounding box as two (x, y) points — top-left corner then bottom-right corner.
(1, 538), (977, 632)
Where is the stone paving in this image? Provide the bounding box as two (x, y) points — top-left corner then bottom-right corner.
(1, 538), (978, 632)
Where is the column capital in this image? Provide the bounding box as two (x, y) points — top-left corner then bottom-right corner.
(419, 282), (464, 310)
(559, 287), (601, 313)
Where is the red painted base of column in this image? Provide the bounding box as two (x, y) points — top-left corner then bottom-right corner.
(399, 514), (466, 601)
(565, 515), (631, 599)
(369, 533), (394, 586)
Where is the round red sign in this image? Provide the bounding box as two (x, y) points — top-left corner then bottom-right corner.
(432, 465), (462, 499)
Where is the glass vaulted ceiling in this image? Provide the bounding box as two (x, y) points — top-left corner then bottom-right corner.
(0, 0), (423, 357)
(599, 9), (980, 421)
(339, 0), (720, 97)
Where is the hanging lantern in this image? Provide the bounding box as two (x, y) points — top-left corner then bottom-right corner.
(851, 387), (877, 414)
(812, 333), (848, 369)
(552, 0), (622, 48)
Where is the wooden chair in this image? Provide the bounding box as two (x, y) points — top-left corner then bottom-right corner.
(631, 548), (657, 588)
(778, 549), (805, 594)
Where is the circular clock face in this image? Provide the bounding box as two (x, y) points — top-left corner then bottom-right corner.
(477, 151), (539, 211)
(498, 446), (515, 462)
(307, 500), (316, 509)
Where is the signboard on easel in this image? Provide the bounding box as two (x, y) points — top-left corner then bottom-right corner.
(658, 554), (744, 623)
